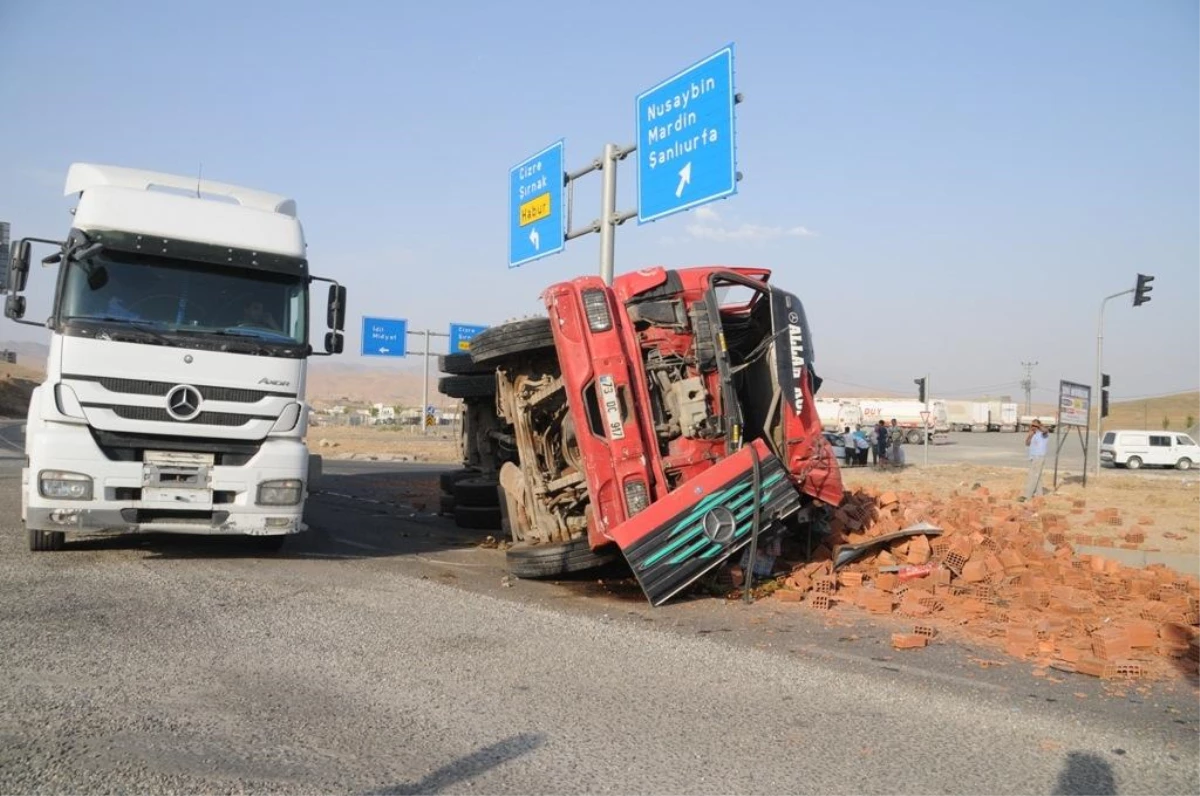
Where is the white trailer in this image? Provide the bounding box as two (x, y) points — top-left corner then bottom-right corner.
(943, 400), (990, 432)
(6, 163), (348, 551)
(986, 401), (1019, 432)
(815, 398), (862, 432)
(857, 399), (950, 443)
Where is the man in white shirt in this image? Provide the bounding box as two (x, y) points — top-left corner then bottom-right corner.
(1021, 420), (1051, 501)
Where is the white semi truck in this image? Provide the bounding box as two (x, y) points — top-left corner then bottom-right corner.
(5, 163), (347, 551)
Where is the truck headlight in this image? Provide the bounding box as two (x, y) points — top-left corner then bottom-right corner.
(623, 479), (650, 515)
(581, 289), (612, 332)
(39, 470), (93, 500)
(257, 479), (303, 506)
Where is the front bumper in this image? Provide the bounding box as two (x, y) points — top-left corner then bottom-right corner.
(24, 423), (308, 537)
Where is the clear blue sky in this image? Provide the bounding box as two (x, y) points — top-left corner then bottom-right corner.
(1, 0), (1196, 403)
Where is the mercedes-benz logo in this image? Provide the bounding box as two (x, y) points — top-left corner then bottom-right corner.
(165, 384), (202, 421)
(702, 506), (737, 545)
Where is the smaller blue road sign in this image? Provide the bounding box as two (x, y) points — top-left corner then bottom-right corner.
(636, 44), (738, 224)
(361, 316), (407, 357)
(449, 323), (488, 352)
(509, 140), (565, 268)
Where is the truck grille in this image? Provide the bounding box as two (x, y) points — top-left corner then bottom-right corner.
(103, 405), (272, 427)
(63, 373), (294, 402)
(622, 450), (801, 606)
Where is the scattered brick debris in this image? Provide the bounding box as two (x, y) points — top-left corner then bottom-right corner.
(768, 486), (1200, 681)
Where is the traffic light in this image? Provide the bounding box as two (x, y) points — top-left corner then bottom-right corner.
(914, 377), (926, 403)
(1133, 273), (1154, 307)
(1101, 373), (1110, 419)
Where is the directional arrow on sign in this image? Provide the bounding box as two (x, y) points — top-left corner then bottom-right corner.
(675, 162), (692, 198)
(529, 227), (540, 251)
(379, 347), (389, 354)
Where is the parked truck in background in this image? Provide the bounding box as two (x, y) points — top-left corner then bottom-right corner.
(856, 398), (950, 443)
(6, 163), (347, 552)
(944, 399), (990, 432)
(815, 397), (862, 433)
(1018, 414), (1057, 432)
(986, 400), (1019, 432)
(440, 266), (844, 606)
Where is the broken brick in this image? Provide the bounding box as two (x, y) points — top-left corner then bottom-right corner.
(892, 633), (928, 650)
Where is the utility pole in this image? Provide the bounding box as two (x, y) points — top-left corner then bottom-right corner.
(1020, 361), (1038, 416)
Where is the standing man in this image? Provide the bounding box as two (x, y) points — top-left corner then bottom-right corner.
(1021, 420), (1051, 501)
(874, 421), (889, 467)
(843, 426), (856, 467)
(889, 419), (903, 466)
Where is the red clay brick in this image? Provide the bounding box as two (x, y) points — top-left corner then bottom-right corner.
(1091, 628), (1132, 661)
(892, 633), (928, 650)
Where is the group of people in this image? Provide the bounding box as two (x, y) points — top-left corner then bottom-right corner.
(840, 419), (907, 468)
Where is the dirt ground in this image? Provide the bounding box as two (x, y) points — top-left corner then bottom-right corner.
(308, 424), (461, 463)
(841, 463), (1200, 555)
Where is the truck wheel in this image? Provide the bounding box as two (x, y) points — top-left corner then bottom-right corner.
(454, 477), (500, 507)
(454, 504), (502, 530)
(439, 467), (480, 494)
(28, 528), (65, 552)
(906, 430), (923, 445)
(467, 317), (555, 365)
(438, 375), (496, 399)
(1125, 456), (1142, 470)
(1176, 458), (1192, 471)
(307, 454), (323, 495)
(438, 352), (491, 375)
(506, 536), (621, 579)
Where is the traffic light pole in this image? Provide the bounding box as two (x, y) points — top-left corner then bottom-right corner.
(1094, 289), (1133, 475)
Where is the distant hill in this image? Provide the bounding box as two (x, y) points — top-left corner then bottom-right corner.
(1107, 391), (1200, 434)
(0, 362), (44, 417)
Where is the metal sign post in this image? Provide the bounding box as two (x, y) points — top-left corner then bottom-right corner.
(922, 372), (930, 466)
(506, 44), (743, 285)
(1053, 379), (1092, 489)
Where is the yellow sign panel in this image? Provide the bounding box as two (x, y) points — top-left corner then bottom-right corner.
(519, 192), (551, 227)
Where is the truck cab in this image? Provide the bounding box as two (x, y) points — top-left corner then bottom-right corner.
(468, 265), (843, 605)
(6, 163), (347, 551)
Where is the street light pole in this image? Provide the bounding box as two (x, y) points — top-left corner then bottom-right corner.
(1094, 288), (1133, 475)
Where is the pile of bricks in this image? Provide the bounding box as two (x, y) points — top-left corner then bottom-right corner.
(774, 486), (1200, 680)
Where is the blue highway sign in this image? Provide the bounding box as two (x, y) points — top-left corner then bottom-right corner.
(509, 140), (565, 268)
(361, 316), (407, 357)
(449, 323), (488, 352)
(636, 44), (738, 224)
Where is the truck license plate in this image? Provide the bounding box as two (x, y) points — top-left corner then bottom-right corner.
(598, 374), (625, 440)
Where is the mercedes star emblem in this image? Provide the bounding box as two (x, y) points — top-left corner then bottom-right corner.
(702, 506), (737, 545)
(165, 384), (202, 421)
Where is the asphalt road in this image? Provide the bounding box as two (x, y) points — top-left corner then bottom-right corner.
(0, 423), (1196, 794)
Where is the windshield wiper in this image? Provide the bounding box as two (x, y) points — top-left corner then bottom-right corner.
(68, 315), (173, 345)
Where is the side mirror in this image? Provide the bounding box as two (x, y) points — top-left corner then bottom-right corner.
(326, 284), (347, 331)
(324, 331), (344, 354)
(8, 241), (31, 293)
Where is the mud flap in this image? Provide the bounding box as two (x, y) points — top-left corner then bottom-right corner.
(610, 439), (802, 606)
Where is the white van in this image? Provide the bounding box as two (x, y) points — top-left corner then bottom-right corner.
(1100, 430), (1199, 470)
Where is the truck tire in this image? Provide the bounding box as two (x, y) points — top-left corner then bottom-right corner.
(439, 467), (480, 494)
(438, 352), (491, 375)
(454, 504), (502, 530)
(906, 430), (923, 445)
(454, 477), (500, 507)
(307, 454), (322, 495)
(438, 374), (496, 399)
(28, 528), (65, 552)
(506, 536), (621, 579)
(467, 317), (555, 365)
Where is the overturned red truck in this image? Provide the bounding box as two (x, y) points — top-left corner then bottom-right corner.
(449, 266), (844, 605)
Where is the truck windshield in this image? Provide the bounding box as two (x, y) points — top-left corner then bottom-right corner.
(58, 249), (307, 347)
